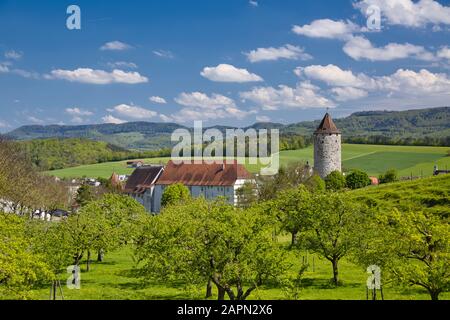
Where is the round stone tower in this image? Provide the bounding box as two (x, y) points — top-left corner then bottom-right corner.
(313, 113), (341, 178)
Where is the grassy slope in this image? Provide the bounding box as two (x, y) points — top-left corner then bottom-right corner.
(47, 144), (450, 179)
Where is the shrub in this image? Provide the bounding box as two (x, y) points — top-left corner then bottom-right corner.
(161, 183), (190, 207)
(325, 171), (346, 191)
(346, 170), (371, 190)
(379, 169), (399, 184)
(304, 174), (326, 193)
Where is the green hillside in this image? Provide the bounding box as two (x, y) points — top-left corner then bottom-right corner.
(47, 144), (450, 179)
(7, 107), (450, 150)
(351, 174), (450, 216)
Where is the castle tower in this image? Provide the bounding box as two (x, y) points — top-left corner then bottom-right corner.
(313, 113), (341, 178)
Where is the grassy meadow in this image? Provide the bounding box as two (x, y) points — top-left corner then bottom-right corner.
(47, 144), (450, 179)
(27, 240), (448, 301)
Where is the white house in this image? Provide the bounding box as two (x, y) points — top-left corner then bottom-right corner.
(123, 165), (165, 213)
(152, 160), (254, 213)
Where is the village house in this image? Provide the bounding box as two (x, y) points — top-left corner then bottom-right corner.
(127, 160), (144, 168)
(141, 160), (255, 213)
(123, 165), (165, 212)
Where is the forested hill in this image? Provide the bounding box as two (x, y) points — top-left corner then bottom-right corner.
(17, 138), (170, 171)
(284, 107), (450, 146)
(6, 107), (450, 149)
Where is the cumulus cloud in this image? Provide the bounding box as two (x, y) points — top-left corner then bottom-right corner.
(245, 44), (312, 63)
(200, 64), (263, 83)
(240, 82), (334, 110)
(299, 64), (373, 88)
(343, 36), (435, 61)
(100, 41), (132, 51)
(355, 0), (450, 28)
(172, 92), (250, 122)
(102, 115), (127, 124)
(108, 104), (157, 120)
(45, 68), (148, 84)
(4, 50), (23, 60)
(300, 64), (450, 102)
(331, 87), (369, 101)
(149, 96), (167, 104)
(292, 19), (360, 40)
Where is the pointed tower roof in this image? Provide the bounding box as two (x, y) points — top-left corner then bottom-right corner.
(314, 113), (341, 134)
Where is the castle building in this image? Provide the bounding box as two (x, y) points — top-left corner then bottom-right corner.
(313, 113), (342, 178)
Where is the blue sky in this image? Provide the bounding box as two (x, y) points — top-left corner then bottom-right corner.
(0, 0), (450, 131)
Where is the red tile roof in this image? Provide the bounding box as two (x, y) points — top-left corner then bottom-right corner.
(155, 160), (253, 186)
(314, 113), (341, 134)
(124, 166), (164, 194)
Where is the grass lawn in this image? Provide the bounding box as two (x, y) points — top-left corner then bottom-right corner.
(27, 242), (448, 300)
(47, 144), (450, 179)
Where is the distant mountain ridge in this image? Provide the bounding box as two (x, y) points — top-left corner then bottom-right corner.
(6, 107), (450, 149)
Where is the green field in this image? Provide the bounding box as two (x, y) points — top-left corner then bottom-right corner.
(47, 144), (450, 179)
(27, 241), (448, 300)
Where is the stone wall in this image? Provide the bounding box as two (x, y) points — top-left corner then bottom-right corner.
(314, 133), (341, 178)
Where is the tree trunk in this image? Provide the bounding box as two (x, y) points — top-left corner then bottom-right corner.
(291, 231), (298, 246)
(205, 279), (213, 299)
(217, 286), (226, 300)
(332, 259), (339, 286)
(97, 249), (104, 262)
(429, 290), (440, 301)
(86, 250), (91, 272)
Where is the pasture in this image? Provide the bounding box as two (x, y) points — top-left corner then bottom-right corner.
(47, 144), (450, 179)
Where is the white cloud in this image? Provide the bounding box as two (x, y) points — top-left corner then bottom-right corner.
(172, 92), (250, 122)
(201, 64), (263, 83)
(0, 120), (9, 128)
(256, 115), (271, 122)
(149, 96), (167, 104)
(27, 116), (45, 125)
(65, 108), (93, 124)
(153, 50), (175, 59)
(331, 87), (369, 101)
(240, 82), (334, 110)
(100, 41), (132, 51)
(300, 64), (450, 102)
(299, 64), (372, 88)
(437, 46), (450, 60)
(377, 68), (450, 94)
(355, 0), (450, 28)
(4, 50), (23, 60)
(343, 36), (435, 61)
(109, 104), (157, 120)
(102, 115), (127, 124)
(159, 114), (173, 122)
(292, 19), (359, 40)
(45, 68), (148, 84)
(249, 1), (258, 7)
(245, 44), (312, 63)
(65, 107), (93, 116)
(107, 61), (138, 69)
(0, 63), (10, 73)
